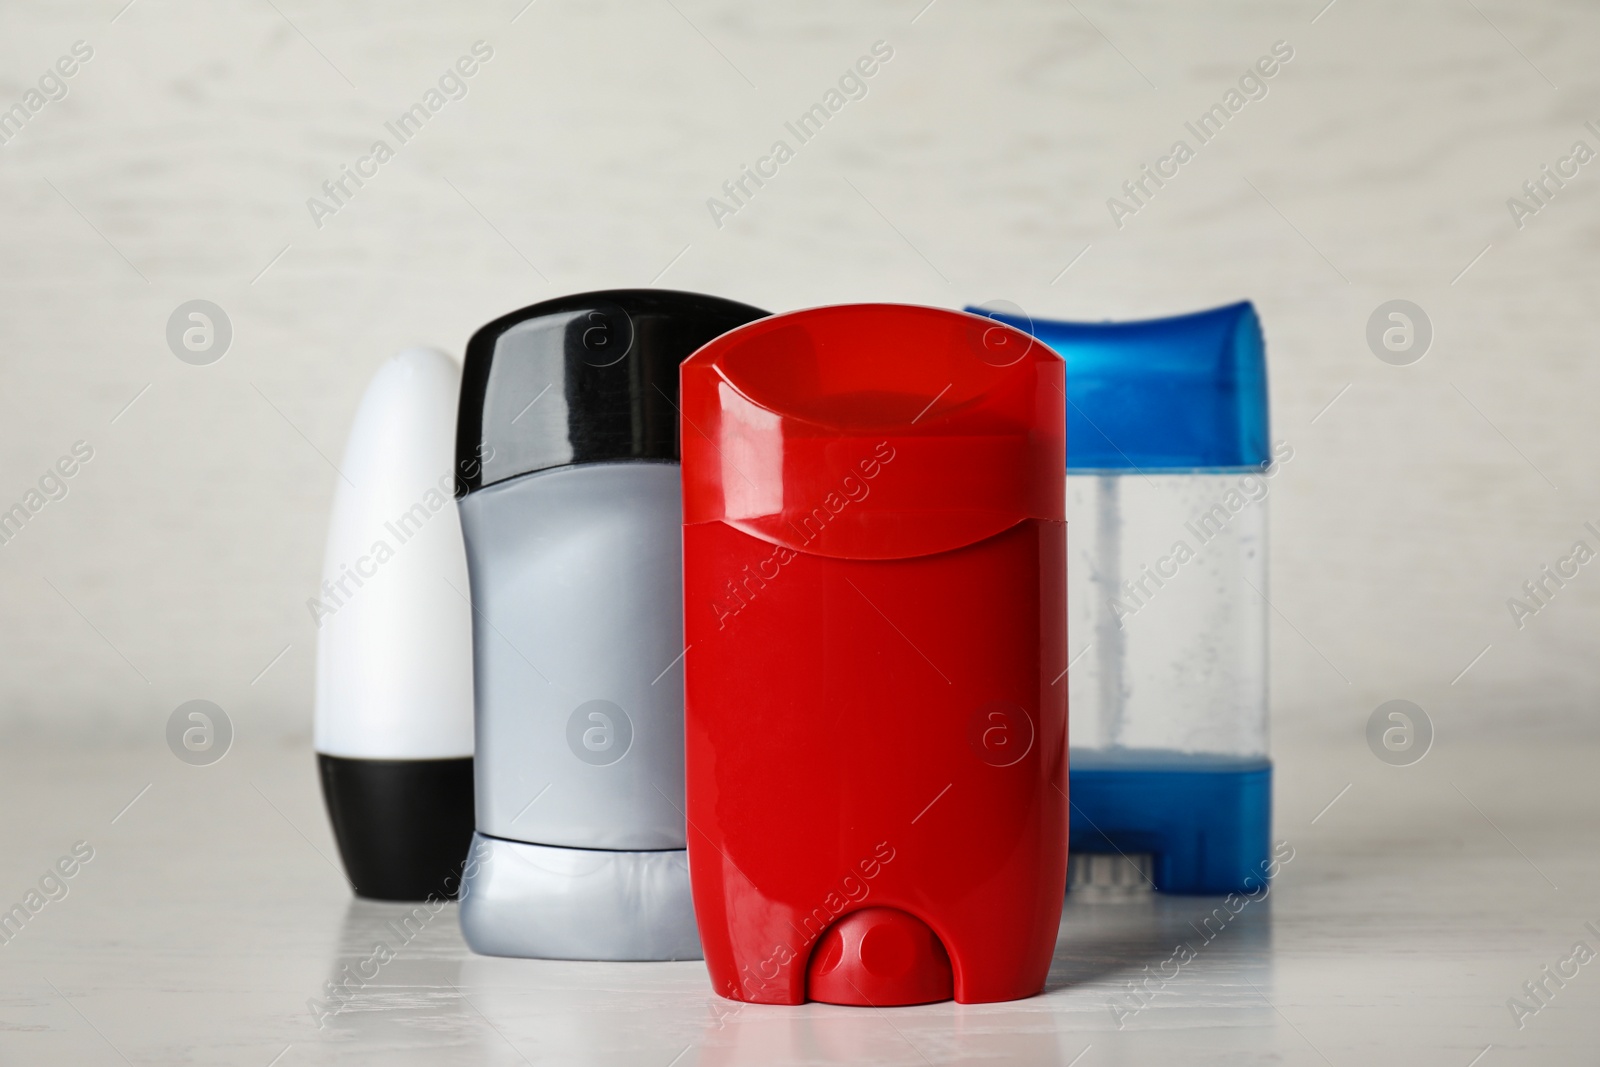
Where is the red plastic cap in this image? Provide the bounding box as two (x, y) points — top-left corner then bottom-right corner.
(680, 304), (1065, 560)
(806, 907), (954, 1007)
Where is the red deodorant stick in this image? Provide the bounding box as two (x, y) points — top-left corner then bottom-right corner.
(681, 304), (1067, 1005)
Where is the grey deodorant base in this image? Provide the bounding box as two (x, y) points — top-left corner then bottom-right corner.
(458, 833), (701, 961)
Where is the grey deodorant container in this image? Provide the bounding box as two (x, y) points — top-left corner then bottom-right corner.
(454, 290), (767, 959)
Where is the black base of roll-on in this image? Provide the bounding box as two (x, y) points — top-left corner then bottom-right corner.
(317, 754), (475, 902)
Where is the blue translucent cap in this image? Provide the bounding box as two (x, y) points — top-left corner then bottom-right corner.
(967, 301), (1268, 472)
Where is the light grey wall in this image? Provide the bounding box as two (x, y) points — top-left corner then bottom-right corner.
(1, 0), (1595, 746)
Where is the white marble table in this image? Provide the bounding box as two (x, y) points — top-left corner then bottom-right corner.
(0, 731), (1594, 1064)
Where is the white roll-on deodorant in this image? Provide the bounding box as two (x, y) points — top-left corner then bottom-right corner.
(314, 347), (476, 901)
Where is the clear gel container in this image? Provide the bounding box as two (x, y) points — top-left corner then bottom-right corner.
(975, 301), (1274, 894)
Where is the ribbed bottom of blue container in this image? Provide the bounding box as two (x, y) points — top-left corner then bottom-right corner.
(1068, 753), (1272, 895)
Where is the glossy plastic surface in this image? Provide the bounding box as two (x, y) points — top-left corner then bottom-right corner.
(458, 833), (699, 961)
(970, 302), (1266, 471)
(318, 755), (473, 901)
(1069, 756), (1272, 895)
(460, 462), (689, 850)
(457, 289), (768, 491)
(681, 304), (1062, 559)
(681, 304), (1067, 1006)
(806, 907), (953, 1006)
(315, 347), (473, 760)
